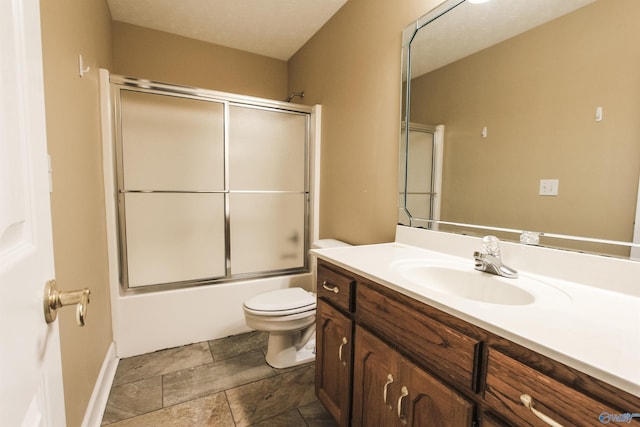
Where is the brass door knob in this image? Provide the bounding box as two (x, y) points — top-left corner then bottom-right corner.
(43, 280), (91, 326)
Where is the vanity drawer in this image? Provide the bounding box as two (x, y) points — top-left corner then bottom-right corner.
(317, 261), (355, 313)
(356, 283), (481, 392)
(485, 348), (626, 427)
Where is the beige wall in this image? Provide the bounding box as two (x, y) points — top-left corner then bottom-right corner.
(112, 22), (288, 100)
(287, 0), (444, 245)
(111, 0), (445, 246)
(39, 1), (114, 426)
(410, 0), (640, 255)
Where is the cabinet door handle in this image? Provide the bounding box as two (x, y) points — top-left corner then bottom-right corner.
(397, 386), (409, 425)
(322, 281), (340, 294)
(520, 394), (564, 427)
(383, 373), (394, 409)
(338, 337), (348, 366)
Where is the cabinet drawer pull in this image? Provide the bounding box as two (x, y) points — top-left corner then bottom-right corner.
(397, 386), (409, 425)
(520, 394), (564, 427)
(383, 374), (394, 409)
(338, 337), (348, 366)
(322, 281), (340, 294)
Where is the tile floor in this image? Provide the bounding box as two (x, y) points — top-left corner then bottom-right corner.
(101, 331), (337, 426)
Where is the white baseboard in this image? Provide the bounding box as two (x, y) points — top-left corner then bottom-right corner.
(81, 342), (119, 427)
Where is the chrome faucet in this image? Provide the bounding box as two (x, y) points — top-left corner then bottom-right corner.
(473, 236), (518, 278)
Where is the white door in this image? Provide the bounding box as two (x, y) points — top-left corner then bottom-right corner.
(0, 0), (66, 426)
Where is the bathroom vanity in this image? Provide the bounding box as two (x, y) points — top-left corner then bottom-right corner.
(313, 229), (640, 427)
(315, 0), (640, 424)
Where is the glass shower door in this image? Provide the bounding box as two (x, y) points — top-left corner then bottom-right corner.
(119, 90), (226, 287)
(114, 79), (312, 291)
(228, 105), (308, 275)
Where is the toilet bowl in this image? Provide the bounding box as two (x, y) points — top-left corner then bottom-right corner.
(242, 239), (351, 368)
(243, 287), (317, 368)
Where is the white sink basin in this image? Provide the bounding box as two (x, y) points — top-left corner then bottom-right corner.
(390, 259), (571, 306)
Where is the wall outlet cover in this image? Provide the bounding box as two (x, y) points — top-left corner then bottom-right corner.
(539, 179), (559, 196)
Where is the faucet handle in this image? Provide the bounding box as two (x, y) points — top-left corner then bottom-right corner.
(472, 251), (485, 270)
(482, 235), (501, 257)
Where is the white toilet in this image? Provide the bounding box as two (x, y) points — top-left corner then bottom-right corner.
(243, 239), (350, 368)
(243, 287), (317, 368)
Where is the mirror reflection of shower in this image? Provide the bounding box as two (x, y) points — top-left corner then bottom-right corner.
(285, 92), (305, 102)
(399, 123), (444, 230)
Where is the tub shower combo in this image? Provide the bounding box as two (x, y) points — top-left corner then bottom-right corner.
(100, 71), (322, 357)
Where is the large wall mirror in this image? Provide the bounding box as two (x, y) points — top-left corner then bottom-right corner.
(400, 0), (640, 259)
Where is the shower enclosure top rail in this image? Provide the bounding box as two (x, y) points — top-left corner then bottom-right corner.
(110, 74), (313, 114)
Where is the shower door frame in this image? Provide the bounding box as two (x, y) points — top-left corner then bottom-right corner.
(110, 75), (313, 293)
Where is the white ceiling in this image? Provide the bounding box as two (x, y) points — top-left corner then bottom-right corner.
(107, 0), (597, 69)
(107, 0), (348, 61)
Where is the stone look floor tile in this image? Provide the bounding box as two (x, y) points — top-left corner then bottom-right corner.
(208, 330), (268, 361)
(101, 377), (162, 425)
(272, 360), (314, 375)
(113, 342), (213, 386)
(246, 409), (306, 426)
(226, 365), (317, 427)
(102, 332), (337, 427)
(163, 350), (275, 407)
(298, 401), (339, 427)
(104, 392), (235, 427)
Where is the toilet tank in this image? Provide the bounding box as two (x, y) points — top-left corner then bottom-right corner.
(312, 239), (351, 249)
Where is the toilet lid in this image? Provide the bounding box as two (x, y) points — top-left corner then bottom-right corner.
(244, 288), (316, 312)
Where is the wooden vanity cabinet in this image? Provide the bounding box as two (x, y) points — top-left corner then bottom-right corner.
(315, 259), (640, 427)
(356, 280), (481, 393)
(352, 325), (474, 427)
(316, 262), (356, 427)
(480, 413), (511, 427)
(316, 300), (353, 426)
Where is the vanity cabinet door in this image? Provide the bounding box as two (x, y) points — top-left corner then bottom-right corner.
(400, 358), (474, 427)
(315, 299), (353, 427)
(352, 325), (474, 427)
(352, 326), (402, 427)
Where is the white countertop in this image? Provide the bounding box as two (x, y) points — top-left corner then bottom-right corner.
(312, 241), (640, 397)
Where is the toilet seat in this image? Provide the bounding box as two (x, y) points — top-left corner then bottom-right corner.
(243, 288), (316, 316)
